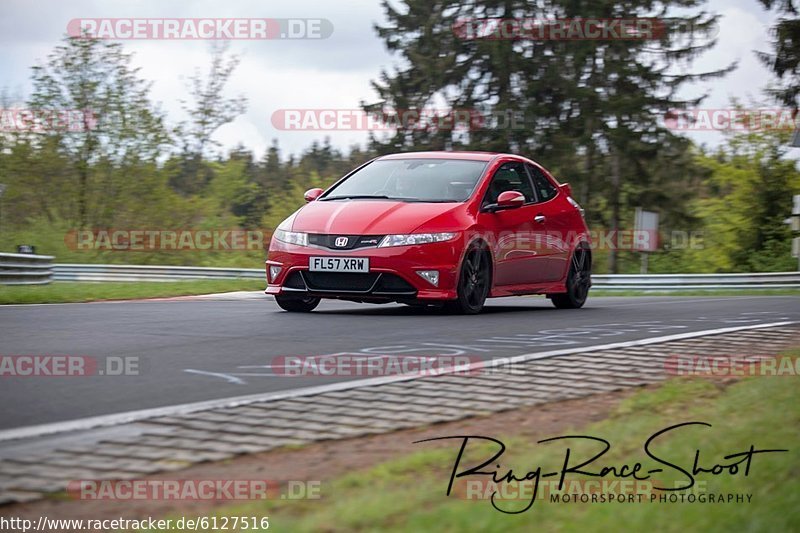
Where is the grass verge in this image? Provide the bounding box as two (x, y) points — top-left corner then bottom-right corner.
(155, 367), (799, 532)
(4, 284), (797, 306)
(0, 280), (266, 304)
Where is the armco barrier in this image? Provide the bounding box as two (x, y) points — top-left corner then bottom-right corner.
(52, 263), (263, 282)
(590, 272), (800, 290)
(48, 264), (800, 290)
(0, 252), (55, 285)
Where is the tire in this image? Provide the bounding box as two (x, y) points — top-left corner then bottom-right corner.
(550, 246), (591, 309)
(445, 244), (491, 315)
(275, 294), (321, 312)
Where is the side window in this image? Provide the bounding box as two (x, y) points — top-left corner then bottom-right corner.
(527, 164), (558, 202)
(483, 162), (536, 205)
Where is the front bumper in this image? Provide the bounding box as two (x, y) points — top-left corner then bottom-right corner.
(265, 237), (462, 301)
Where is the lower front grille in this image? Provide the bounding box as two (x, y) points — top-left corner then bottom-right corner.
(283, 271), (306, 289)
(302, 272), (380, 292)
(374, 274), (416, 293)
(287, 271), (417, 295)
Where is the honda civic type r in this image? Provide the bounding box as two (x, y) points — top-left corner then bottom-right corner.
(265, 151), (592, 314)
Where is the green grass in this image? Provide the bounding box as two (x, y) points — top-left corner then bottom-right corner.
(0, 280), (266, 304)
(6, 283), (795, 306)
(145, 368), (799, 532)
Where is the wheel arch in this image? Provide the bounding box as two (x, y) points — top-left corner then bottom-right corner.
(565, 240), (592, 279)
(458, 236), (495, 289)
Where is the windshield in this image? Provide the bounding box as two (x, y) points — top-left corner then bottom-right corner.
(320, 158), (488, 203)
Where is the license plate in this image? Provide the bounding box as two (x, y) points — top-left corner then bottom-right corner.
(309, 256), (370, 273)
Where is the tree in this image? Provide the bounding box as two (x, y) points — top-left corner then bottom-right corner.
(757, 0), (800, 111)
(28, 35), (167, 228)
(663, 129), (800, 272)
(369, 0), (732, 271)
(172, 42), (248, 195)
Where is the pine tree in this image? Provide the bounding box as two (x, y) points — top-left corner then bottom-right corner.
(368, 0), (732, 272)
(757, 1), (800, 111)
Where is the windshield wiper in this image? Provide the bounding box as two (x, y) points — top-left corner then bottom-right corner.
(321, 194), (418, 201)
(406, 199), (459, 203)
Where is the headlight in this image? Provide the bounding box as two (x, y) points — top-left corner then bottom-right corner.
(378, 232), (457, 248)
(274, 228), (309, 246)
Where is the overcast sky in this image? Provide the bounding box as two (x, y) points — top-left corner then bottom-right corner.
(0, 0), (783, 159)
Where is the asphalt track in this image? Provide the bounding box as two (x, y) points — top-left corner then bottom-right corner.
(0, 294), (797, 430)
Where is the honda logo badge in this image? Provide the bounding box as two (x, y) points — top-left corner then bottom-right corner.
(335, 237), (349, 247)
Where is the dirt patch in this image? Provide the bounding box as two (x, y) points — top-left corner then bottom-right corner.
(0, 387), (638, 526)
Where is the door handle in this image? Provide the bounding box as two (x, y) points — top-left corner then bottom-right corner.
(534, 214), (546, 224)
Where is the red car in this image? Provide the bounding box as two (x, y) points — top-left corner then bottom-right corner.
(265, 151), (591, 314)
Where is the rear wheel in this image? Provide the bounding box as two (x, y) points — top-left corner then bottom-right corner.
(445, 244), (491, 315)
(550, 246), (591, 309)
(275, 294), (321, 312)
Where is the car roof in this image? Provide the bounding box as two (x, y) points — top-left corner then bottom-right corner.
(377, 151), (512, 162)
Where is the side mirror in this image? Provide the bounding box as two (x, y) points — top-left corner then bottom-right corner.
(484, 190), (525, 212)
(559, 182), (572, 197)
(497, 190), (525, 208)
(304, 188), (324, 202)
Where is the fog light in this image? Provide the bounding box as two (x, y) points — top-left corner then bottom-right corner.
(269, 265), (282, 282)
(416, 270), (440, 287)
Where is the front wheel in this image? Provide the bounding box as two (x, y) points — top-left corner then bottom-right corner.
(444, 245), (491, 315)
(550, 246), (591, 309)
(275, 294), (321, 312)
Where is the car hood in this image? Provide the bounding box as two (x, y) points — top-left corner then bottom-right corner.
(289, 200), (462, 235)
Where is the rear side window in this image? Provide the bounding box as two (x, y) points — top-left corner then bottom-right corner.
(484, 162), (536, 205)
(527, 164), (558, 202)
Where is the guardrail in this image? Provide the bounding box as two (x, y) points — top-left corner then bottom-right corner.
(49, 264), (800, 291)
(53, 263), (264, 282)
(0, 252), (55, 285)
(591, 272), (800, 291)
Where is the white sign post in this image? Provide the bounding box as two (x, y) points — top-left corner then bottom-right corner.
(0, 184), (5, 234)
(634, 208), (659, 274)
(791, 195), (800, 271)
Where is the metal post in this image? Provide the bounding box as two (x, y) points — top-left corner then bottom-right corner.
(792, 195), (800, 271)
(0, 184), (6, 235)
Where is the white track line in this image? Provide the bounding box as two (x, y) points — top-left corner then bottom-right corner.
(0, 320), (795, 443)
